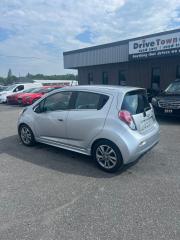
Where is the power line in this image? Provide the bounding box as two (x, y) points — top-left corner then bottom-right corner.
(0, 54), (42, 59)
(0, 54), (59, 63)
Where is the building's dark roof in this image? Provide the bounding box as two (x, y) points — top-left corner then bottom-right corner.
(63, 28), (180, 55)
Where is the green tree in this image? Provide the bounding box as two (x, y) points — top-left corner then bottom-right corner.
(7, 69), (13, 84)
(7, 69), (12, 78)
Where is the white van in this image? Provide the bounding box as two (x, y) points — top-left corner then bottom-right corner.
(0, 83), (43, 103)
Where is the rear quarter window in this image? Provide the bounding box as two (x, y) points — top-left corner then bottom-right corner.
(74, 92), (109, 110)
(121, 90), (150, 115)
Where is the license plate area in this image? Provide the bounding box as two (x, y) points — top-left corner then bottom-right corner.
(140, 117), (154, 131)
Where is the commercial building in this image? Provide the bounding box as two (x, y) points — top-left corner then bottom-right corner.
(63, 28), (180, 91)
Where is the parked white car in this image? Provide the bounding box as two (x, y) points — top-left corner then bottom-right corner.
(0, 83), (43, 103)
(18, 85), (160, 172)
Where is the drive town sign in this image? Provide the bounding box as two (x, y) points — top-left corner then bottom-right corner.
(129, 31), (180, 60)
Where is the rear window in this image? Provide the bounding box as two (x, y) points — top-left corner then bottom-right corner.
(121, 90), (150, 115)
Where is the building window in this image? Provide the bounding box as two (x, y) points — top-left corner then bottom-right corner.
(119, 70), (127, 85)
(151, 67), (160, 92)
(176, 65), (180, 78)
(102, 72), (108, 85)
(88, 72), (93, 85)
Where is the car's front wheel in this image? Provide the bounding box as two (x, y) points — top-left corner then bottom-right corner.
(92, 140), (123, 173)
(19, 124), (36, 146)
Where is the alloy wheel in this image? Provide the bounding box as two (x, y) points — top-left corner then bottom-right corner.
(20, 126), (32, 145)
(96, 145), (117, 169)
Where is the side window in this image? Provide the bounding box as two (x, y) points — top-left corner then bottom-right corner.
(75, 92), (109, 110)
(14, 85), (24, 92)
(43, 92), (72, 112)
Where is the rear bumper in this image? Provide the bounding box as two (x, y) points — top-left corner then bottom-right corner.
(123, 123), (160, 164)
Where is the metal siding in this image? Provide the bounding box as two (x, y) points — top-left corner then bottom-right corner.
(64, 43), (128, 69)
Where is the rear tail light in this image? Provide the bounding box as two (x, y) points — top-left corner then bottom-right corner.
(118, 110), (136, 130)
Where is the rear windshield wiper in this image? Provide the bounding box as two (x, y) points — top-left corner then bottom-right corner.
(144, 106), (151, 112)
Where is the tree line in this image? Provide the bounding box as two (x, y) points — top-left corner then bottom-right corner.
(0, 69), (78, 85)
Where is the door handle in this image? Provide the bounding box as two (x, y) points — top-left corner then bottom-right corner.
(57, 119), (63, 122)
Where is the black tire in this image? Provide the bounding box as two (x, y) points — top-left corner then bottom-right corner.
(92, 140), (123, 173)
(19, 124), (36, 146)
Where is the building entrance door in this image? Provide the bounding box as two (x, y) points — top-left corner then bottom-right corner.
(151, 67), (160, 94)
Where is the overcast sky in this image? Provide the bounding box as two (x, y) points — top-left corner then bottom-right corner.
(0, 0), (180, 77)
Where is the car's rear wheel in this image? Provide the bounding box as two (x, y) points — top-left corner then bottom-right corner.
(92, 140), (123, 173)
(19, 124), (36, 146)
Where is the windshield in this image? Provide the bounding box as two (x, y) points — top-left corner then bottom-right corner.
(0, 87), (6, 92)
(23, 88), (37, 93)
(3, 85), (16, 91)
(165, 81), (180, 93)
(30, 87), (54, 93)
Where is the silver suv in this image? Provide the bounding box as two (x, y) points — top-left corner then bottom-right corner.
(18, 85), (160, 172)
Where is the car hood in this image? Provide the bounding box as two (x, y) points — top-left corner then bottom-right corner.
(0, 91), (11, 95)
(23, 93), (43, 98)
(156, 92), (180, 100)
(19, 93), (33, 98)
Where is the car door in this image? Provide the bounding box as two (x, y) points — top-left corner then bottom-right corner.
(34, 91), (73, 144)
(66, 91), (111, 150)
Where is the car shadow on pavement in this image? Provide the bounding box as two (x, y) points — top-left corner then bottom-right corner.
(0, 135), (136, 178)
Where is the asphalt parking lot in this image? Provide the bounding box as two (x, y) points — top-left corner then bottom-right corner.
(0, 104), (180, 240)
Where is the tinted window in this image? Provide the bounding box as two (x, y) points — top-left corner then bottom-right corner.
(41, 88), (55, 93)
(43, 92), (72, 112)
(23, 88), (37, 93)
(14, 85), (24, 92)
(121, 91), (150, 115)
(31, 87), (54, 93)
(75, 92), (109, 110)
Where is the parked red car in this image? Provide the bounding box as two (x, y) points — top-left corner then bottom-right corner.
(18, 86), (63, 106)
(7, 88), (37, 104)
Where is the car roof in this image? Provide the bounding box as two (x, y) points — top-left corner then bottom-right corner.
(57, 85), (144, 94)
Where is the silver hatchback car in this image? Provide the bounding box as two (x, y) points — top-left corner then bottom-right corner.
(18, 85), (160, 172)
